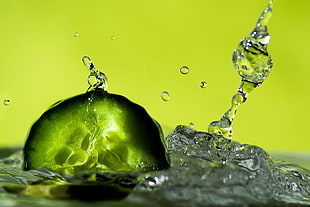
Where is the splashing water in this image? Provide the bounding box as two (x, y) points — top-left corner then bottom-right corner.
(1, 1), (309, 206)
(1, 126), (310, 206)
(82, 56), (108, 92)
(208, 0), (274, 140)
(82, 56), (108, 161)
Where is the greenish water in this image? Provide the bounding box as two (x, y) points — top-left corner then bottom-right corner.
(1, 126), (310, 207)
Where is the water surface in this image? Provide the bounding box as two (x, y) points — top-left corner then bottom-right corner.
(1, 126), (309, 207)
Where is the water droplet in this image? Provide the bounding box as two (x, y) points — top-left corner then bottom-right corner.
(3, 99), (10, 106)
(161, 91), (170, 102)
(189, 122), (195, 128)
(180, 66), (189, 75)
(232, 0), (273, 84)
(110, 35), (115, 40)
(200, 81), (207, 88)
(73, 32), (79, 37)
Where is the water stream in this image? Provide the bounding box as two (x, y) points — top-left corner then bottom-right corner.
(208, 0), (274, 140)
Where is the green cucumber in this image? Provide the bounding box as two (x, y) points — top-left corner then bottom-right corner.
(23, 89), (169, 174)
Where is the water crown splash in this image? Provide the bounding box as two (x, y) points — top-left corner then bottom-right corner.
(208, 0), (275, 140)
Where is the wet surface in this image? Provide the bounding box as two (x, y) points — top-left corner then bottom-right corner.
(1, 125), (310, 207)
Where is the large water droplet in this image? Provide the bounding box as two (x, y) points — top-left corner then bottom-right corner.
(161, 91), (170, 102)
(180, 66), (189, 75)
(200, 81), (207, 88)
(232, 1), (274, 84)
(3, 99), (10, 106)
(73, 32), (79, 37)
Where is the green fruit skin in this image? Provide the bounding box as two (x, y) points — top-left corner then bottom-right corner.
(23, 89), (170, 174)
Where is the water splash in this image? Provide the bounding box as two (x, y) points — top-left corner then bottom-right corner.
(208, 0), (275, 140)
(3, 126), (310, 206)
(82, 56), (108, 92)
(81, 57), (107, 170)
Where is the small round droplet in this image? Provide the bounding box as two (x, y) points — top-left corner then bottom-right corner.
(200, 81), (207, 88)
(189, 122), (195, 128)
(110, 35), (115, 40)
(161, 91), (170, 102)
(180, 66), (189, 75)
(73, 32), (79, 37)
(3, 99), (10, 106)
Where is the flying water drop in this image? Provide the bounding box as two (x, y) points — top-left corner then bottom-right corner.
(200, 81), (207, 88)
(73, 32), (79, 37)
(180, 66), (189, 75)
(3, 99), (10, 106)
(161, 91), (170, 102)
(208, 0), (275, 140)
(232, 1), (274, 84)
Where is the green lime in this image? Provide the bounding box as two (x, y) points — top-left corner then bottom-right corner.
(23, 89), (169, 174)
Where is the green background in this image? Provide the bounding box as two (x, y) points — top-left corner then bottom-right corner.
(0, 0), (309, 152)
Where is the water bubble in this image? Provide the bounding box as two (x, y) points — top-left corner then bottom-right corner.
(3, 99), (10, 106)
(161, 91), (170, 102)
(200, 81), (207, 88)
(180, 66), (189, 75)
(73, 32), (79, 37)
